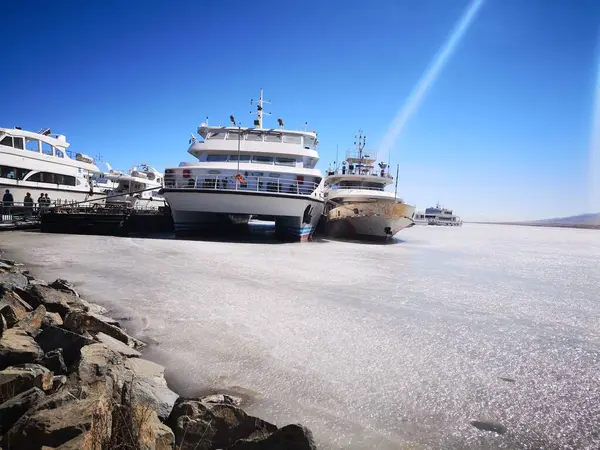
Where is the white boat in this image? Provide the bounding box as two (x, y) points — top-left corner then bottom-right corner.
(160, 89), (324, 241)
(103, 164), (166, 209)
(414, 203), (462, 226)
(323, 132), (415, 240)
(0, 126), (105, 205)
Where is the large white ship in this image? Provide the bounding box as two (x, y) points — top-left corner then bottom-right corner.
(160, 90), (324, 241)
(0, 126), (104, 205)
(323, 131), (415, 240)
(414, 203), (462, 226)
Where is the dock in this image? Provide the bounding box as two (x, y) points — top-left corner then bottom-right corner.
(39, 205), (173, 236)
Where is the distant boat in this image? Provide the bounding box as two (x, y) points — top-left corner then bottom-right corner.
(103, 164), (166, 209)
(414, 203), (462, 226)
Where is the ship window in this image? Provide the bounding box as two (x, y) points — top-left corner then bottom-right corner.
(245, 132), (263, 141)
(55, 149), (65, 158)
(0, 166), (16, 179)
(252, 155), (274, 164)
(16, 168), (30, 180)
(206, 154), (228, 162)
(275, 157), (296, 167)
(13, 137), (24, 149)
(283, 134), (301, 144)
(264, 133), (281, 143)
(230, 154), (250, 162)
(1, 136), (13, 147)
(25, 138), (39, 152)
(304, 137), (315, 148)
(226, 132), (240, 140)
(42, 142), (53, 156)
(207, 131), (226, 140)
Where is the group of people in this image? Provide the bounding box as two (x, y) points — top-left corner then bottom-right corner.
(2, 189), (52, 216)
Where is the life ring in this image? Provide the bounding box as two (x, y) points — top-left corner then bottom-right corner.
(235, 173), (247, 185)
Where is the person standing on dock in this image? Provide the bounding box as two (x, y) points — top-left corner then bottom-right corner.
(44, 193), (51, 208)
(37, 193), (45, 212)
(23, 192), (33, 218)
(2, 189), (14, 216)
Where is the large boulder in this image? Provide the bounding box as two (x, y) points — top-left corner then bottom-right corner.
(0, 313), (6, 337)
(0, 272), (29, 291)
(121, 358), (178, 421)
(227, 424), (317, 450)
(167, 397), (277, 450)
(35, 326), (95, 367)
(132, 404), (176, 450)
(95, 331), (142, 358)
(20, 284), (91, 316)
(0, 327), (44, 370)
(0, 363), (53, 403)
(0, 386), (45, 435)
(77, 343), (123, 387)
(17, 304), (46, 335)
(50, 278), (80, 297)
(64, 310), (144, 349)
(4, 390), (113, 449)
(0, 289), (33, 323)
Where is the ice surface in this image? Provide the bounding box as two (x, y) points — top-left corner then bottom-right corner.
(3, 225), (600, 449)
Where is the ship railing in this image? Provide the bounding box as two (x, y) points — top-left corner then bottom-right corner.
(164, 174), (320, 196)
(326, 185), (390, 192)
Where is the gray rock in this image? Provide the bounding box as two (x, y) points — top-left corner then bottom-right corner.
(202, 394), (242, 406)
(0, 387), (45, 435)
(64, 310), (144, 349)
(42, 311), (64, 328)
(35, 326), (95, 367)
(119, 358), (178, 421)
(470, 420), (507, 435)
(41, 349), (68, 375)
(77, 343), (122, 386)
(20, 285), (73, 316)
(95, 331), (141, 357)
(0, 305), (20, 327)
(49, 279), (80, 297)
(0, 364), (53, 404)
(52, 375), (67, 392)
(228, 424), (317, 450)
(0, 313), (6, 337)
(0, 272), (28, 291)
(167, 397), (277, 450)
(0, 289), (33, 320)
(0, 328), (44, 370)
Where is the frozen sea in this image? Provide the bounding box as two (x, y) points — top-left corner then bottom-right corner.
(2, 224), (600, 449)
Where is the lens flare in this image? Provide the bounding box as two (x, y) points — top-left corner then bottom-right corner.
(380, 0), (485, 160)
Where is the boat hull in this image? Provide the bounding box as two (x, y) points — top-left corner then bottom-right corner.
(161, 189), (324, 242)
(325, 201), (415, 239)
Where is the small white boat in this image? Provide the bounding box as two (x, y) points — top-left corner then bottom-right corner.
(323, 131), (415, 240)
(414, 203), (462, 226)
(103, 164), (166, 209)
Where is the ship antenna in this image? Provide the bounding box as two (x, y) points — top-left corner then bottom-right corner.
(250, 88), (271, 128)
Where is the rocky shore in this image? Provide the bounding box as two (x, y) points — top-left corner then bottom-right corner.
(0, 254), (316, 450)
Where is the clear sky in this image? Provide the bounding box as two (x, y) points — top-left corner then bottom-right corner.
(2, 0), (599, 221)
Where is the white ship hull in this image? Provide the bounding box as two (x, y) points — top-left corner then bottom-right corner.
(162, 189), (324, 241)
(325, 201), (415, 239)
(0, 181), (105, 206)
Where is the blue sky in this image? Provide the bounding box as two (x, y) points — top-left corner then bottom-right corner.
(2, 0), (599, 220)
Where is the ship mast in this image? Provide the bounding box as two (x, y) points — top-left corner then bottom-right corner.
(250, 89), (271, 129)
(354, 129), (366, 174)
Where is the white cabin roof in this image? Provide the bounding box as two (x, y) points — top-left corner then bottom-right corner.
(325, 174), (394, 185)
(0, 127), (70, 149)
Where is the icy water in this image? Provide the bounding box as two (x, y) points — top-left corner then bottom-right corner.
(2, 224), (600, 449)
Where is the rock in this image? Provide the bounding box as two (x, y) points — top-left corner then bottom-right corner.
(77, 343), (122, 386)
(17, 304), (46, 334)
(95, 332), (142, 357)
(5, 390), (113, 449)
(470, 420), (507, 435)
(499, 377), (516, 383)
(0, 305), (21, 327)
(202, 394), (242, 406)
(134, 405), (176, 450)
(0, 387), (45, 435)
(228, 424), (317, 450)
(52, 375), (68, 391)
(0, 289), (33, 320)
(0, 272), (29, 291)
(167, 397), (277, 450)
(0, 328), (44, 370)
(41, 349), (68, 375)
(64, 310), (144, 349)
(0, 313), (6, 337)
(42, 311), (64, 328)
(0, 258), (16, 267)
(20, 285), (73, 316)
(121, 358), (178, 421)
(35, 326), (95, 367)
(50, 279), (80, 297)
(0, 364), (53, 404)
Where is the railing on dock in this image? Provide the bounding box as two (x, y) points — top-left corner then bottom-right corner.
(164, 174), (320, 196)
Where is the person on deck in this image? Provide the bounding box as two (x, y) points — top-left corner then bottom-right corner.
(37, 193), (45, 212)
(44, 193), (51, 208)
(23, 192), (33, 217)
(2, 189), (14, 215)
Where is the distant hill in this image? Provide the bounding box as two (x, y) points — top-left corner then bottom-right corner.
(534, 213), (600, 226)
